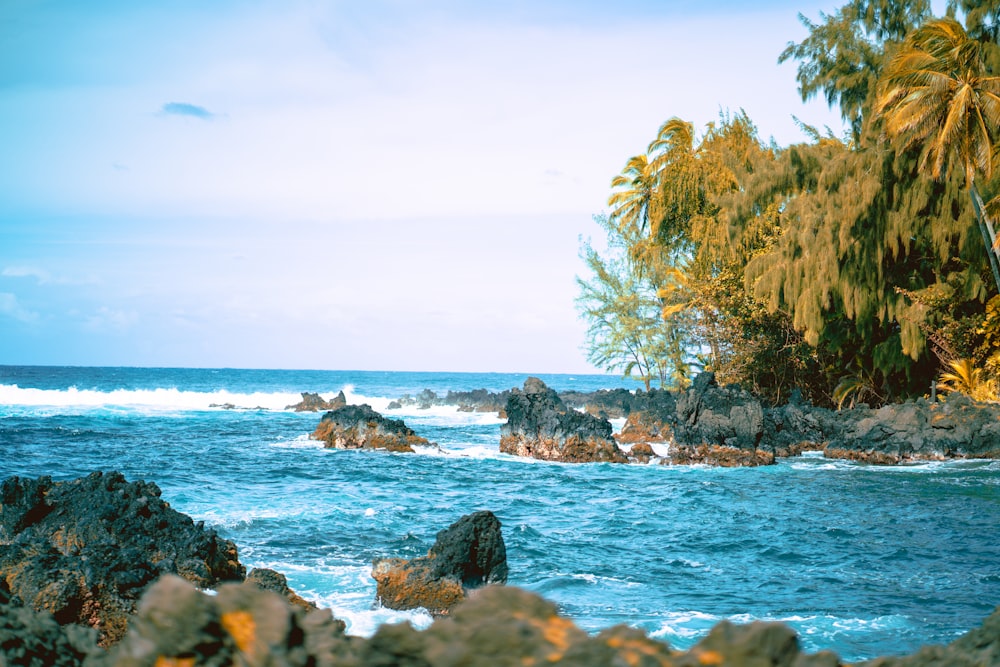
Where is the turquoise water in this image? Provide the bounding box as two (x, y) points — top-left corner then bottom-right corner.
(1, 365), (998, 661)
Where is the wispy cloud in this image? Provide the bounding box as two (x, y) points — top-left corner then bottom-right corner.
(83, 306), (139, 332)
(160, 102), (217, 120)
(0, 293), (39, 323)
(2, 265), (96, 285)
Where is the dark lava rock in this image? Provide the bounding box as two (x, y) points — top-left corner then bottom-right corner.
(823, 394), (1000, 464)
(499, 378), (627, 463)
(560, 387), (639, 419)
(616, 388), (678, 445)
(285, 391), (347, 412)
(5, 568), (999, 666)
(0, 471), (245, 646)
(674, 372), (766, 452)
(372, 511), (506, 615)
(0, 583), (101, 667)
(245, 568), (319, 613)
(311, 404), (435, 453)
(87, 575), (351, 667)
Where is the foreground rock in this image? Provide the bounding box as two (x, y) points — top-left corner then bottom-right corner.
(0, 583), (99, 667)
(311, 404), (435, 453)
(286, 390), (348, 412)
(372, 511), (507, 615)
(0, 471), (245, 645)
(500, 378), (628, 463)
(8, 573), (997, 666)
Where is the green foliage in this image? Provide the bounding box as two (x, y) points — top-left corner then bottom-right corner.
(937, 357), (997, 400)
(585, 0), (1000, 407)
(779, 0), (930, 141)
(576, 215), (692, 390)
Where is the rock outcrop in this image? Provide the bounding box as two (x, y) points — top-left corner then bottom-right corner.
(285, 391), (348, 412)
(499, 378), (628, 463)
(311, 404), (435, 453)
(822, 393), (1000, 463)
(0, 471), (245, 645)
(372, 511), (507, 615)
(0, 582), (100, 667)
(612, 372), (1000, 466)
(9, 573), (996, 667)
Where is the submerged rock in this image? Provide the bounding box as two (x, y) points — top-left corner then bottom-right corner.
(372, 511), (507, 615)
(286, 391), (348, 412)
(500, 377), (628, 463)
(0, 472), (245, 646)
(311, 404), (435, 453)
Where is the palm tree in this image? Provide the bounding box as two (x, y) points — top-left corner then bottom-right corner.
(875, 17), (1000, 293)
(607, 154), (654, 234)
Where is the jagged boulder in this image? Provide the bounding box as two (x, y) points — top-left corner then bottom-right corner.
(311, 404), (435, 453)
(500, 378), (627, 463)
(0, 472), (245, 646)
(372, 511), (507, 615)
(285, 391), (347, 412)
(674, 372), (765, 449)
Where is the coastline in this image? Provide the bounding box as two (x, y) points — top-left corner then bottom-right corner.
(2, 366), (998, 661)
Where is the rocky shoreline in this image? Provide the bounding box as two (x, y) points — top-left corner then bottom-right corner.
(380, 372), (1000, 466)
(1, 471), (997, 665)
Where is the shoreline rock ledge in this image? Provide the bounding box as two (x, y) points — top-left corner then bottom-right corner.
(372, 510), (507, 615)
(311, 404), (435, 453)
(0, 471), (245, 646)
(500, 377), (629, 463)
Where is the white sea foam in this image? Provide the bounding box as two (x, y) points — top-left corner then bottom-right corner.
(244, 560), (433, 637)
(650, 610), (721, 640)
(269, 434), (324, 450)
(0, 383), (302, 412)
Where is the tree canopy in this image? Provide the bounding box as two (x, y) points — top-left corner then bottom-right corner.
(579, 0), (1000, 406)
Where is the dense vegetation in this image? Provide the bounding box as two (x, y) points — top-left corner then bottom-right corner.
(578, 0), (1000, 407)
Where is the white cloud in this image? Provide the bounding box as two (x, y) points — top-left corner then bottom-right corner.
(83, 306), (139, 333)
(2, 3), (844, 222)
(0, 293), (39, 323)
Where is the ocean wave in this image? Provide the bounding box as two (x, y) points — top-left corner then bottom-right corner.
(0, 383), (304, 412)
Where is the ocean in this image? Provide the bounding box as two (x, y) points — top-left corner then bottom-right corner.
(1, 365), (998, 662)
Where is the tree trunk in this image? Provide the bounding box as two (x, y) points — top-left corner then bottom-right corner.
(970, 185), (1000, 295)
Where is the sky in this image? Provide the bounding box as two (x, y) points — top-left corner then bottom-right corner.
(0, 0), (854, 374)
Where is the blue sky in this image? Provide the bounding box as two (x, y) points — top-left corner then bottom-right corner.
(1, 0), (852, 373)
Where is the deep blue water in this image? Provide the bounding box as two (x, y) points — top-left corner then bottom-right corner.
(1, 365), (999, 661)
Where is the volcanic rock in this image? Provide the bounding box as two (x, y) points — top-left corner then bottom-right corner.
(5, 567), (999, 666)
(499, 378), (628, 463)
(245, 568), (318, 613)
(673, 372), (766, 451)
(372, 511), (507, 615)
(0, 471), (245, 646)
(0, 582), (101, 667)
(615, 388), (678, 445)
(823, 393), (1000, 464)
(285, 391), (347, 412)
(311, 404), (435, 453)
